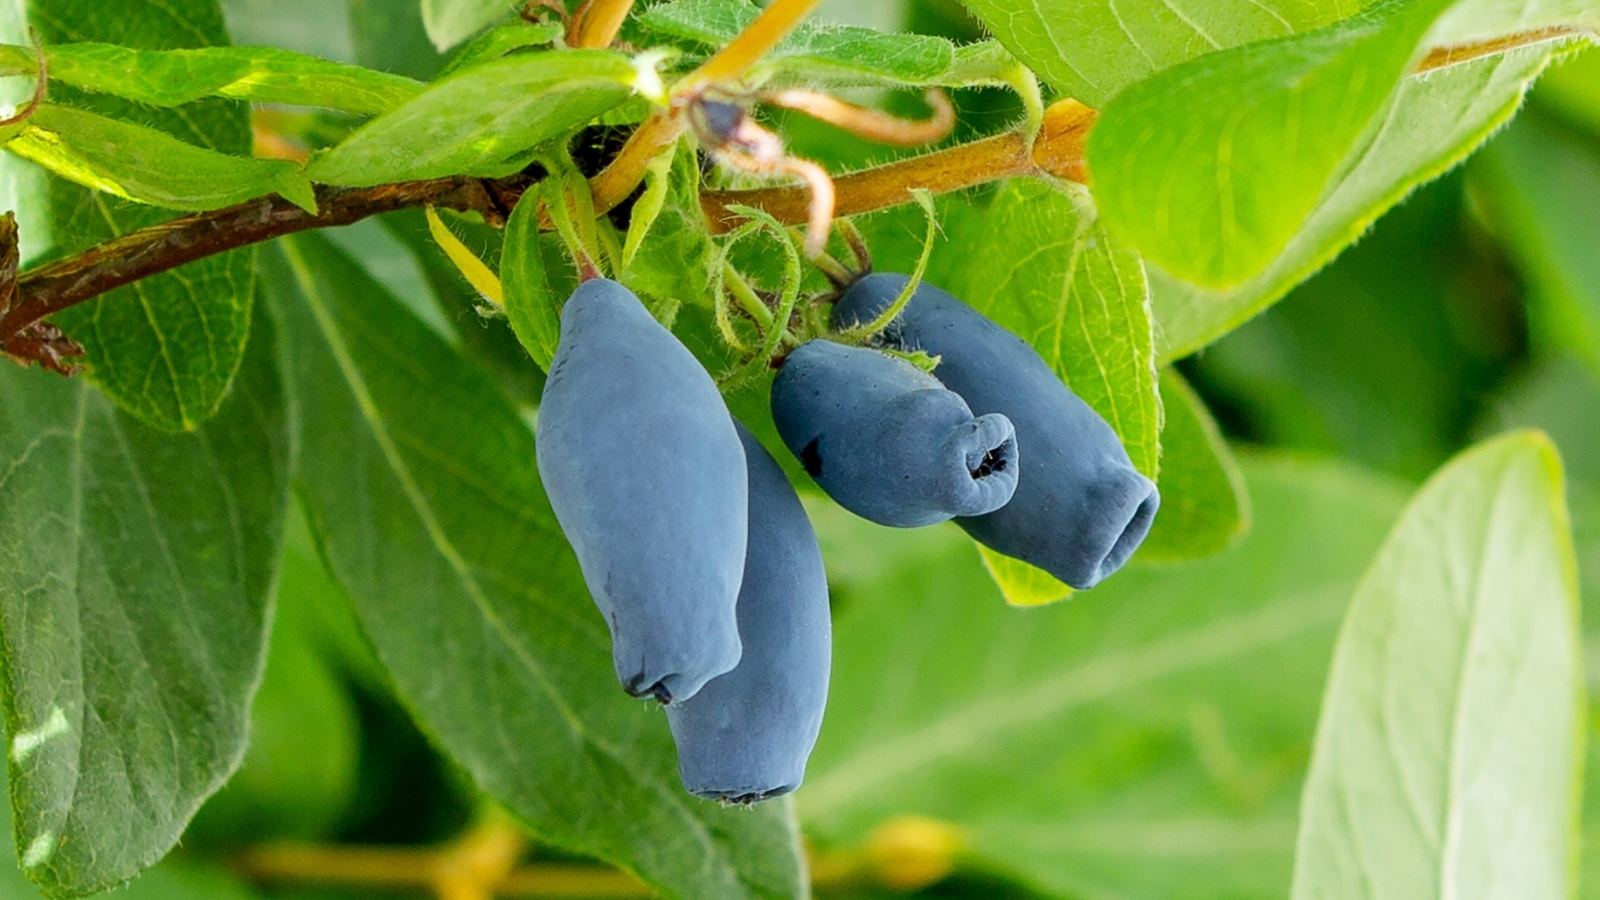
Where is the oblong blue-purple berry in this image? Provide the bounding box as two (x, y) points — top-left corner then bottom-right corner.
(833, 274), (1159, 588)
(537, 278), (745, 703)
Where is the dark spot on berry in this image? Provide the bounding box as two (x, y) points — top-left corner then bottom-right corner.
(800, 438), (822, 477)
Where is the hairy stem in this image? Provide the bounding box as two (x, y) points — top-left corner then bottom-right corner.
(567, 0), (635, 49)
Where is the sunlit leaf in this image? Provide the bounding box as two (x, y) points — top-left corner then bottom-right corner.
(1291, 431), (1581, 899)
(5, 104), (315, 212)
(1150, 43), (1564, 360)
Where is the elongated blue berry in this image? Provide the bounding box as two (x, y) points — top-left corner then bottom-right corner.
(537, 278), (745, 703)
(770, 340), (1018, 528)
(833, 274), (1159, 588)
(666, 424), (831, 803)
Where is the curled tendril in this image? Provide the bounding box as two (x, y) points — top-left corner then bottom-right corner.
(712, 205), (808, 388)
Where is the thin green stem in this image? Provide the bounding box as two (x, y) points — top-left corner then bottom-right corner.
(722, 263), (773, 331)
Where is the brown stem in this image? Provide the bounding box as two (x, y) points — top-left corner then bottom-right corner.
(567, 0), (635, 49)
(0, 175), (529, 348)
(702, 99), (1096, 232)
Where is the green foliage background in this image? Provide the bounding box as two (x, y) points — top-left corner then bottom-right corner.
(0, 0), (1594, 898)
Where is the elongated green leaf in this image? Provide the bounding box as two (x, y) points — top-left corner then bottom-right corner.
(306, 49), (636, 185)
(638, 0), (956, 86)
(18, 0), (261, 432)
(5, 104), (314, 212)
(1473, 112), (1600, 377)
(1152, 43), (1561, 361)
(930, 178), (1161, 478)
(803, 456), (1408, 900)
(501, 195), (560, 371)
(0, 42), (421, 114)
(957, 0), (1350, 107)
(1291, 431), (1581, 899)
(1141, 367), (1250, 562)
(266, 233), (806, 900)
(421, 0), (514, 51)
(0, 307), (291, 896)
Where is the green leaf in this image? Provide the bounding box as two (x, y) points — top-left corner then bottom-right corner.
(501, 193), (560, 371)
(637, 0), (957, 86)
(956, 0), (1349, 107)
(619, 141), (715, 308)
(1473, 112), (1600, 378)
(1141, 367), (1250, 562)
(1090, 0), (1462, 289)
(305, 49), (637, 185)
(265, 232), (807, 900)
(1290, 431), (1582, 899)
(18, 0), (261, 432)
(974, 544), (1070, 607)
(186, 508), (361, 845)
(421, 0), (515, 52)
(1150, 43), (1563, 362)
(0, 306), (291, 896)
(0, 42), (422, 114)
(803, 455), (1409, 900)
(5, 104), (315, 213)
(930, 178), (1161, 479)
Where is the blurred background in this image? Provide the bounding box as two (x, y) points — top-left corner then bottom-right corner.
(3, 1), (1598, 898)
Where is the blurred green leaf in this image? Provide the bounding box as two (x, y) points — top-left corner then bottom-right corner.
(17, 0), (260, 432)
(1140, 367), (1250, 562)
(221, 0), (354, 64)
(1475, 112), (1600, 377)
(0, 42), (421, 114)
(638, 0), (958, 86)
(421, 0), (516, 52)
(502, 193), (560, 371)
(0, 307), (291, 896)
(930, 178), (1160, 479)
(1151, 43), (1561, 361)
(957, 0), (1348, 107)
(266, 232), (808, 900)
(437, 19), (564, 78)
(348, 0), (445, 80)
(5, 104), (315, 212)
(1536, 48), (1600, 134)
(305, 49), (636, 185)
(1090, 0), (1595, 291)
(1290, 431), (1581, 899)
(805, 455), (1408, 900)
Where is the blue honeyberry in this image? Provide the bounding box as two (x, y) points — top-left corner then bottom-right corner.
(537, 278), (746, 704)
(770, 339), (1019, 528)
(666, 423), (831, 804)
(832, 274), (1160, 589)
